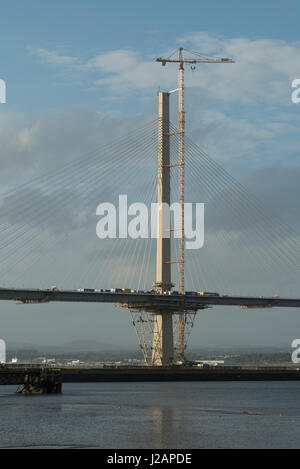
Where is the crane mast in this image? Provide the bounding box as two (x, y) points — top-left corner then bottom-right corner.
(156, 47), (234, 362)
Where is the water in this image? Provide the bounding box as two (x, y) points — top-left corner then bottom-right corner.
(0, 381), (300, 448)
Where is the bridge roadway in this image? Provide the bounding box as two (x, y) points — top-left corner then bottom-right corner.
(1, 365), (300, 385)
(0, 288), (300, 310)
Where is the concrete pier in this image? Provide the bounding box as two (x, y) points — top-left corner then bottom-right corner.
(24, 368), (62, 394)
(0, 367), (62, 394)
(152, 91), (174, 366)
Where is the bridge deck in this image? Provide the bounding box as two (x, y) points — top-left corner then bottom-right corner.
(1, 366), (300, 384)
(0, 288), (299, 309)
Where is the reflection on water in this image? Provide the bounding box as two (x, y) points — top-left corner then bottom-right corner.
(152, 406), (185, 448)
(0, 381), (300, 448)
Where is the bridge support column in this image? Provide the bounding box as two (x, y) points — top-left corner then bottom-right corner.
(24, 368), (62, 394)
(152, 91), (174, 366)
(152, 312), (174, 366)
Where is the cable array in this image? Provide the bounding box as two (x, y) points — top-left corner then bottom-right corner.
(0, 117), (299, 298)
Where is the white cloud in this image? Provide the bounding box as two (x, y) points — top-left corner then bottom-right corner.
(27, 47), (80, 67)
(180, 33), (300, 105)
(187, 108), (274, 162)
(1, 70), (300, 345)
(28, 33), (300, 107)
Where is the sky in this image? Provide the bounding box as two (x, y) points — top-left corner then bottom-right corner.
(0, 0), (300, 351)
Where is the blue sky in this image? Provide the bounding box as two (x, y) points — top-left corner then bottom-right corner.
(1, 0), (300, 112)
(1, 1), (300, 348)
(1, 0), (299, 174)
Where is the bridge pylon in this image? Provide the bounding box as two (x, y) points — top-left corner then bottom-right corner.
(151, 91), (174, 365)
(125, 91), (197, 366)
(126, 92), (175, 366)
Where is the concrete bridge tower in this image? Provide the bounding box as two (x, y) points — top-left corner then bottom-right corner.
(151, 91), (174, 366)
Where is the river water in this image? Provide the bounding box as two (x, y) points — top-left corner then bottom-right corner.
(0, 381), (299, 448)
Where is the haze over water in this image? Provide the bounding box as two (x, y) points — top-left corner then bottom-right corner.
(0, 381), (300, 448)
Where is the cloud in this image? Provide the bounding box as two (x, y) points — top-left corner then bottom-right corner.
(0, 107), (160, 285)
(0, 106), (154, 187)
(179, 32), (300, 105)
(28, 33), (300, 107)
(1, 103), (299, 299)
(27, 47), (80, 67)
(0, 33), (298, 347)
(26, 33), (300, 167)
(187, 108), (274, 162)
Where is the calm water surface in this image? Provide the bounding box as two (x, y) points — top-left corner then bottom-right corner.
(0, 381), (300, 448)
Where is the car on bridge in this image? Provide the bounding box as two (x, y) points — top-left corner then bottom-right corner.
(198, 291), (220, 297)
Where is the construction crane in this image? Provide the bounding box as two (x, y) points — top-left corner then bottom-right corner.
(156, 47), (235, 363)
